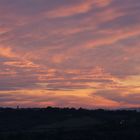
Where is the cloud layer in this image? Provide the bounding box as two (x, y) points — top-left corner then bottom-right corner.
(0, 0), (140, 108)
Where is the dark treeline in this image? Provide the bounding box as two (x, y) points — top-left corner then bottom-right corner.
(0, 107), (140, 140)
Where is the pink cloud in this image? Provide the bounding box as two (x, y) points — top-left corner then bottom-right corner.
(46, 0), (112, 18)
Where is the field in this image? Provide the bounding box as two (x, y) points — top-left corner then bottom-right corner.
(0, 107), (140, 140)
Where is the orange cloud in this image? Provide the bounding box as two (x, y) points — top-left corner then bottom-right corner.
(46, 0), (112, 18)
(0, 47), (16, 58)
(85, 26), (140, 48)
(94, 0), (112, 7)
(0, 88), (118, 108)
(4, 60), (39, 68)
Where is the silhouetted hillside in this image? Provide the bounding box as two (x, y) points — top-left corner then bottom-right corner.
(0, 107), (140, 140)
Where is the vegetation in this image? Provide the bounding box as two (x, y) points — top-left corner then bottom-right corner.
(0, 107), (140, 140)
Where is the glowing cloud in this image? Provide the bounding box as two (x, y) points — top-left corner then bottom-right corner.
(0, 0), (140, 108)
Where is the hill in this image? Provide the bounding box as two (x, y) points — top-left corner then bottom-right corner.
(0, 107), (140, 140)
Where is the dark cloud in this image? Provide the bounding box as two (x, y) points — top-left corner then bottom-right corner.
(94, 90), (140, 105)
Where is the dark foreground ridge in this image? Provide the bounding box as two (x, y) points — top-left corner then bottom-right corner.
(0, 107), (140, 140)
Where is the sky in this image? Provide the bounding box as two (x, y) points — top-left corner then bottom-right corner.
(0, 0), (140, 109)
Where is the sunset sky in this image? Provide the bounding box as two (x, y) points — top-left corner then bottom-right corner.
(0, 0), (140, 108)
